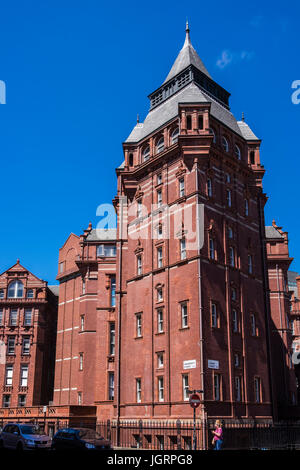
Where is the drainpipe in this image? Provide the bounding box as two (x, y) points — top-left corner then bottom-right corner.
(276, 263), (289, 402)
(195, 158), (206, 449)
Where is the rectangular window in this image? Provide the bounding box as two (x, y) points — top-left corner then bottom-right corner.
(248, 255), (253, 274)
(0, 290), (4, 299)
(157, 247), (163, 268)
(9, 309), (18, 326)
(214, 374), (221, 401)
(5, 365), (13, 386)
(137, 255), (142, 275)
(110, 276), (116, 307)
(22, 337), (30, 355)
(157, 174), (162, 185)
(26, 289), (34, 299)
(108, 372), (114, 400)
(0, 308), (3, 325)
(209, 238), (215, 260)
(181, 302), (188, 328)
(207, 178), (212, 197)
(80, 315), (85, 332)
(232, 309), (238, 333)
(254, 377), (261, 403)
(79, 353), (83, 371)
(78, 392), (82, 405)
(18, 395), (26, 407)
(7, 336), (15, 355)
(250, 314), (257, 336)
(137, 199), (142, 218)
(226, 189), (232, 207)
(235, 376), (242, 402)
(157, 190), (162, 207)
(59, 262), (64, 273)
(136, 378), (142, 403)
(157, 224), (163, 239)
(109, 322), (115, 355)
(182, 375), (189, 401)
(234, 353), (240, 368)
(82, 279), (86, 295)
(179, 178), (185, 197)
(157, 352), (164, 368)
(97, 244), (117, 257)
(211, 303), (218, 328)
(157, 309), (164, 333)
(180, 239), (186, 260)
(136, 314), (142, 338)
(20, 365), (28, 387)
(157, 287), (163, 302)
(3, 395), (10, 408)
(24, 309), (32, 326)
(158, 377), (164, 402)
(229, 247), (235, 267)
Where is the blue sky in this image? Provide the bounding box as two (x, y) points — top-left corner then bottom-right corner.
(0, 0), (299, 283)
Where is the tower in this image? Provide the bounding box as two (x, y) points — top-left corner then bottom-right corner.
(114, 23), (272, 422)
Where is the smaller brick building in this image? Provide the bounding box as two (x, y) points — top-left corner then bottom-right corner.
(0, 260), (58, 409)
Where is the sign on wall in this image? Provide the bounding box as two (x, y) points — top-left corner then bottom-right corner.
(183, 360), (197, 370)
(208, 359), (219, 369)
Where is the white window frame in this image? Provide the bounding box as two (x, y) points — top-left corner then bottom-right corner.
(181, 302), (188, 328)
(158, 377), (164, 402)
(5, 366), (13, 386)
(157, 309), (164, 333)
(137, 255), (142, 275)
(182, 375), (189, 401)
(211, 303), (218, 328)
(180, 238), (186, 260)
(157, 247), (163, 268)
(136, 313), (142, 338)
(179, 178), (185, 198)
(20, 365), (28, 387)
(136, 378), (142, 403)
(156, 137), (165, 154)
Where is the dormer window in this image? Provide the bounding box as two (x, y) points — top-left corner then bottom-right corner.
(142, 145), (150, 162)
(186, 115), (192, 130)
(198, 115), (204, 129)
(235, 145), (241, 160)
(129, 153), (134, 166)
(8, 281), (23, 299)
(171, 127), (179, 144)
(156, 137), (165, 154)
(250, 151), (255, 164)
(222, 136), (229, 153)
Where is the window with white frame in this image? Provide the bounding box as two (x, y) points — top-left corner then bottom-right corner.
(156, 137), (165, 154)
(5, 365), (13, 386)
(0, 289), (4, 299)
(97, 244), (116, 257)
(157, 173), (162, 185)
(26, 289), (34, 299)
(180, 238), (186, 260)
(80, 315), (85, 332)
(158, 377), (164, 402)
(171, 127), (179, 144)
(182, 375), (189, 401)
(181, 302), (188, 328)
(214, 373), (221, 401)
(157, 247), (163, 268)
(232, 309), (239, 333)
(179, 178), (185, 197)
(157, 352), (164, 368)
(211, 303), (218, 328)
(18, 395), (26, 407)
(7, 280), (23, 298)
(9, 309), (18, 326)
(136, 313), (142, 337)
(24, 309), (32, 326)
(3, 395), (10, 408)
(157, 309), (164, 333)
(142, 145), (150, 162)
(7, 336), (15, 355)
(82, 279), (86, 295)
(157, 287), (163, 302)
(235, 376), (242, 402)
(108, 372), (114, 400)
(157, 189), (162, 207)
(157, 224), (163, 239)
(20, 365), (28, 387)
(254, 377), (261, 403)
(137, 255), (142, 275)
(222, 136), (229, 152)
(136, 378), (142, 403)
(22, 337), (30, 355)
(109, 322), (115, 355)
(79, 353), (84, 371)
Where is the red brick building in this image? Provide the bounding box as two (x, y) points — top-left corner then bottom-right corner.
(114, 23), (273, 422)
(0, 260), (58, 409)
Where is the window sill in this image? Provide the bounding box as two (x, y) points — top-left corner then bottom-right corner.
(134, 336), (143, 340)
(155, 331), (165, 336)
(179, 326), (189, 331)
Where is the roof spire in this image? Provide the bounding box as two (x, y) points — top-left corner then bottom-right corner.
(242, 111), (245, 122)
(184, 19), (191, 47)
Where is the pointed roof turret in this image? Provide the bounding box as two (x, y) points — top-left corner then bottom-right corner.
(163, 21), (212, 84)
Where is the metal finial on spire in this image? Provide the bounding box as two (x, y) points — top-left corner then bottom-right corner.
(184, 19), (191, 47)
(137, 113), (139, 124)
(242, 112), (245, 122)
(186, 19), (189, 32)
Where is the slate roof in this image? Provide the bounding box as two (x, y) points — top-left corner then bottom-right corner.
(85, 228), (117, 241)
(265, 226), (285, 239)
(288, 271), (299, 297)
(48, 285), (59, 296)
(126, 82), (243, 143)
(237, 120), (259, 141)
(163, 24), (211, 83)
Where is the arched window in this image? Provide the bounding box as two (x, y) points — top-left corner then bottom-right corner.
(235, 145), (241, 160)
(8, 280), (24, 298)
(142, 145), (150, 162)
(171, 127), (179, 144)
(156, 137), (165, 154)
(210, 128), (216, 144)
(222, 136), (229, 152)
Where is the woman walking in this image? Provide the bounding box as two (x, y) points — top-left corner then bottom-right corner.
(212, 420), (223, 450)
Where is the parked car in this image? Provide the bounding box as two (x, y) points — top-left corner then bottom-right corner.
(0, 423), (52, 450)
(52, 427), (111, 450)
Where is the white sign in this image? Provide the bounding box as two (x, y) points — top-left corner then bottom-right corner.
(183, 360), (197, 370)
(208, 360), (219, 370)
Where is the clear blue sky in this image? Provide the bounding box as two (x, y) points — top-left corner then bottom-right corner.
(0, 0), (299, 283)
